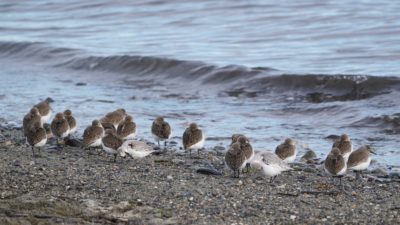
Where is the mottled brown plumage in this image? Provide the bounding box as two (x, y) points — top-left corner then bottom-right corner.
(237, 136), (253, 161)
(324, 148), (346, 176)
(151, 117), (171, 147)
(347, 145), (373, 168)
(225, 143), (247, 178)
(275, 138), (296, 163)
(117, 115), (136, 139)
(43, 123), (53, 139)
(34, 98), (52, 118)
(63, 109), (77, 134)
(82, 120), (104, 147)
(332, 134), (352, 157)
(50, 113), (70, 139)
(102, 129), (123, 162)
(101, 108), (126, 129)
(23, 107), (42, 136)
(26, 126), (47, 156)
(182, 123), (203, 155)
(230, 134), (246, 146)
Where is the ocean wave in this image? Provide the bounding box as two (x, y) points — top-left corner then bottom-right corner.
(1, 41), (399, 99)
(351, 113), (400, 134)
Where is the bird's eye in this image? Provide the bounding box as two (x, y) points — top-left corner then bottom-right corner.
(128, 143), (134, 148)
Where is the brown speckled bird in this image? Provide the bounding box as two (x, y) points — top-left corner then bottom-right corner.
(237, 136), (253, 172)
(151, 117), (171, 149)
(26, 125), (47, 157)
(117, 115), (136, 140)
(63, 109), (77, 136)
(100, 108), (126, 130)
(102, 129), (123, 162)
(182, 123), (204, 156)
(23, 107), (42, 136)
(347, 145), (375, 180)
(82, 120), (104, 148)
(324, 148), (347, 189)
(275, 138), (297, 163)
(332, 134), (352, 160)
(50, 113), (70, 141)
(225, 142), (247, 178)
(34, 97), (53, 124)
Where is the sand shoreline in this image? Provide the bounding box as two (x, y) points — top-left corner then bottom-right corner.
(0, 127), (399, 224)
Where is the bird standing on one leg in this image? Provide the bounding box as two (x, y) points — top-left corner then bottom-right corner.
(182, 123), (204, 156)
(151, 117), (171, 150)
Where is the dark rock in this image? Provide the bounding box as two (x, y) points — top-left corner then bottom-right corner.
(75, 82), (87, 86)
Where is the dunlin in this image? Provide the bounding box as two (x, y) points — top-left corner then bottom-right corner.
(347, 145), (375, 180)
(275, 138), (297, 163)
(100, 108), (126, 130)
(118, 140), (154, 159)
(50, 113), (70, 141)
(82, 120), (104, 148)
(34, 98), (53, 124)
(250, 151), (291, 183)
(117, 115), (136, 140)
(332, 134), (352, 160)
(225, 142), (247, 178)
(63, 109), (77, 136)
(151, 117), (171, 149)
(102, 129), (123, 162)
(43, 123), (53, 139)
(324, 148), (347, 189)
(26, 126), (47, 157)
(23, 107), (42, 135)
(230, 134), (245, 146)
(237, 136), (253, 172)
(182, 123), (204, 156)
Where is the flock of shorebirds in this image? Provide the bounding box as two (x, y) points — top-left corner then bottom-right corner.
(22, 98), (376, 188)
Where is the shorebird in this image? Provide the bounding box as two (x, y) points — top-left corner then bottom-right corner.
(43, 123), (53, 139)
(225, 142), (247, 178)
(82, 120), (104, 149)
(100, 108), (126, 130)
(332, 134), (352, 161)
(347, 145), (376, 180)
(117, 115), (136, 140)
(63, 109), (77, 136)
(34, 97), (53, 124)
(182, 123), (204, 156)
(26, 126), (47, 157)
(324, 147), (347, 189)
(236, 136), (253, 172)
(23, 107), (42, 136)
(118, 140), (154, 159)
(250, 151), (291, 183)
(230, 134), (245, 146)
(275, 138), (297, 163)
(102, 129), (123, 162)
(151, 117), (171, 149)
(50, 113), (70, 145)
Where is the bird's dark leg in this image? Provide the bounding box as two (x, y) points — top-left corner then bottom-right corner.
(157, 140), (160, 147)
(246, 163), (251, 173)
(270, 176), (277, 183)
(31, 146), (35, 157)
(237, 169), (240, 178)
(164, 140), (167, 150)
(355, 171), (360, 180)
(197, 148), (200, 156)
(114, 154), (117, 163)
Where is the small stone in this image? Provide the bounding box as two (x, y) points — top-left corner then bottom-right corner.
(189, 197), (194, 201)
(389, 172), (400, 179)
(303, 167), (316, 173)
(290, 215), (296, 220)
(372, 168), (388, 176)
(4, 140), (12, 146)
(238, 180), (243, 186)
(13, 160), (21, 167)
(29, 161), (35, 166)
(167, 175), (173, 180)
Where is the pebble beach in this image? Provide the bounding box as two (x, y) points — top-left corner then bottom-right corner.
(1, 127), (399, 225)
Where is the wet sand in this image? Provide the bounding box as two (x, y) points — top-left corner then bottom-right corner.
(0, 127), (399, 224)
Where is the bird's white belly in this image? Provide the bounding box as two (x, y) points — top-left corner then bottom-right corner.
(349, 157), (371, 171)
(34, 138), (47, 147)
(188, 137), (205, 150)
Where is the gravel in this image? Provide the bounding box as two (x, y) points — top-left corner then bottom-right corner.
(0, 128), (399, 224)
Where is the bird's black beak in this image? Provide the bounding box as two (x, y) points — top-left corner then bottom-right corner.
(370, 150), (377, 155)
